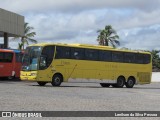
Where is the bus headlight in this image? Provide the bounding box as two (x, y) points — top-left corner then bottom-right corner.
(31, 73), (37, 76)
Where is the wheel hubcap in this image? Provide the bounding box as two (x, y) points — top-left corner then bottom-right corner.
(118, 79), (124, 86)
(55, 77), (60, 84)
(128, 80), (133, 86)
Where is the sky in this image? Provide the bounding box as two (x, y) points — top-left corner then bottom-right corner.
(0, 0), (160, 50)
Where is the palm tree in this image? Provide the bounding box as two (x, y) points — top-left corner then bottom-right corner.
(18, 43), (24, 50)
(97, 25), (120, 48)
(13, 23), (37, 50)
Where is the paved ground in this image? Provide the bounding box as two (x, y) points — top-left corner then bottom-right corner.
(0, 80), (160, 119)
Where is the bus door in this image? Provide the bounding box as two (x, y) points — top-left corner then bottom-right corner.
(38, 46), (55, 81)
(51, 46), (71, 81)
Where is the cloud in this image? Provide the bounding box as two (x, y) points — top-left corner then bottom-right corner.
(119, 25), (160, 50)
(8, 7), (160, 50)
(116, 10), (160, 30)
(1, 0), (160, 14)
(1, 0), (160, 50)
(25, 12), (98, 42)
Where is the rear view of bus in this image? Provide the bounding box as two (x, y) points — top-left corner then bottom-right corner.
(0, 49), (23, 79)
(0, 49), (14, 79)
(20, 43), (152, 88)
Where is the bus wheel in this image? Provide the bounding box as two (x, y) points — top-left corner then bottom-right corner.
(111, 84), (118, 88)
(37, 82), (47, 86)
(116, 77), (125, 88)
(8, 76), (15, 80)
(126, 78), (135, 88)
(100, 83), (110, 87)
(51, 74), (62, 86)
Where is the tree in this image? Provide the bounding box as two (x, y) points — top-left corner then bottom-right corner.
(18, 43), (24, 50)
(97, 25), (120, 48)
(13, 23), (37, 50)
(150, 50), (160, 72)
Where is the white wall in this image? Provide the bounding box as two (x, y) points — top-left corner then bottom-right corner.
(152, 72), (160, 82)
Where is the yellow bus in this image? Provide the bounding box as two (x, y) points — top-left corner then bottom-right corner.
(20, 43), (152, 88)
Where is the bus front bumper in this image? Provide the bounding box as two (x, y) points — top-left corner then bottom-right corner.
(20, 71), (37, 81)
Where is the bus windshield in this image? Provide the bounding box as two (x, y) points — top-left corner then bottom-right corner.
(22, 46), (42, 71)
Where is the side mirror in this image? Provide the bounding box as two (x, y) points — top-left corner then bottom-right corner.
(39, 55), (47, 69)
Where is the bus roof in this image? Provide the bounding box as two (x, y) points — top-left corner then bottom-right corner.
(29, 43), (115, 49)
(0, 49), (14, 52)
(12, 49), (21, 53)
(28, 43), (151, 54)
(0, 49), (21, 53)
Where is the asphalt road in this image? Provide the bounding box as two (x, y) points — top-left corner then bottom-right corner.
(0, 80), (160, 119)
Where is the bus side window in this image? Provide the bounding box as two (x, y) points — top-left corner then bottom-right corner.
(63, 47), (70, 59)
(4, 53), (13, 62)
(99, 51), (112, 62)
(85, 49), (98, 61)
(16, 53), (19, 62)
(112, 52), (123, 62)
(124, 53), (135, 63)
(0, 53), (3, 61)
(0, 52), (23, 63)
(55, 46), (71, 59)
(71, 48), (84, 60)
(16, 53), (23, 63)
(143, 54), (151, 64)
(135, 53), (143, 64)
(55, 46), (61, 59)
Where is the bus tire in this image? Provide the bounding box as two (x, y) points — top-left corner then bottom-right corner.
(116, 77), (125, 88)
(8, 76), (15, 80)
(111, 84), (118, 88)
(51, 74), (62, 86)
(100, 83), (110, 87)
(126, 77), (135, 88)
(37, 82), (47, 86)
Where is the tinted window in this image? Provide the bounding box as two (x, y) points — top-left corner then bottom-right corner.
(143, 54), (151, 64)
(0, 52), (13, 62)
(71, 48), (84, 60)
(55, 46), (71, 59)
(99, 51), (112, 61)
(16, 53), (23, 63)
(85, 49), (98, 61)
(124, 53), (135, 63)
(135, 53), (143, 64)
(0, 53), (3, 60)
(112, 52), (123, 62)
(42, 46), (55, 67)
